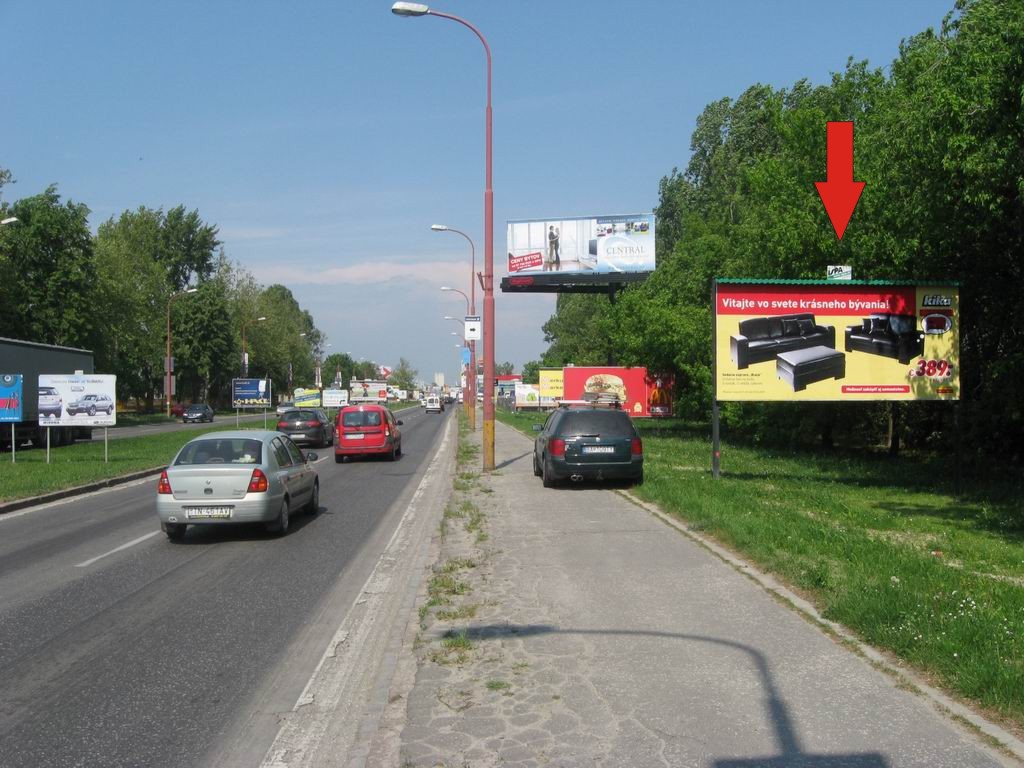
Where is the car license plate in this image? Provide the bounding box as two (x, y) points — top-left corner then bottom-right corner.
(582, 446), (615, 454)
(290, 433), (306, 439)
(346, 433), (365, 440)
(184, 506), (233, 519)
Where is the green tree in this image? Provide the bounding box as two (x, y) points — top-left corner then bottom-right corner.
(0, 186), (95, 347)
(389, 357), (418, 392)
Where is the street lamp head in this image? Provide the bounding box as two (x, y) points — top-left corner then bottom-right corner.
(392, 1), (429, 16)
(1, 217), (18, 226)
(443, 315), (455, 320)
(184, 287), (198, 294)
(257, 316), (267, 322)
(430, 224), (448, 231)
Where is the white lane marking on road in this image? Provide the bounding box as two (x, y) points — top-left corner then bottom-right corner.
(259, 419), (453, 768)
(0, 474), (161, 522)
(75, 530), (161, 568)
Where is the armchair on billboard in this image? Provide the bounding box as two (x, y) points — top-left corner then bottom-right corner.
(713, 280), (960, 401)
(232, 378), (272, 409)
(38, 374), (117, 426)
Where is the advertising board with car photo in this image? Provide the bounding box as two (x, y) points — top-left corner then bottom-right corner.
(38, 374), (117, 426)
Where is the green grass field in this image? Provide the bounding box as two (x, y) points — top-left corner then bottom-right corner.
(496, 409), (1024, 726)
(0, 425), (260, 503)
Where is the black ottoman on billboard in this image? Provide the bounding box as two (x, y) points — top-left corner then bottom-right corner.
(776, 346), (846, 392)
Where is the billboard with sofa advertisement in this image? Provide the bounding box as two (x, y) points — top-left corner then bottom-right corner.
(38, 374), (117, 426)
(714, 280), (959, 401)
(506, 213), (656, 276)
(232, 378), (272, 409)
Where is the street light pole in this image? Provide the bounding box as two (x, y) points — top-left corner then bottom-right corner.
(166, 288), (198, 417)
(441, 285), (477, 428)
(240, 316), (267, 378)
(433, 225), (478, 430)
(395, 2), (495, 470)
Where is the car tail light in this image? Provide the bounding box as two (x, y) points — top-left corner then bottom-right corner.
(158, 471), (173, 495)
(631, 437), (643, 457)
(248, 468), (269, 493)
(550, 438), (566, 457)
(307, 420), (319, 428)
(277, 421), (288, 429)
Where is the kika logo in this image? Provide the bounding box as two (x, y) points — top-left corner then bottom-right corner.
(922, 295), (953, 307)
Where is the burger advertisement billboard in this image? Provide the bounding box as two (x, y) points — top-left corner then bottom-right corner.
(562, 367), (653, 417)
(714, 280), (959, 402)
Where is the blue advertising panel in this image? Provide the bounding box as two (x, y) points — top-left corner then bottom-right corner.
(0, 374), (23, 422)
(232, 378), (272, 409)
(461, 347), (471, 366)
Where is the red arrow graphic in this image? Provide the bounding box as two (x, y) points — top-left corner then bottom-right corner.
(815, 121), (865, 240)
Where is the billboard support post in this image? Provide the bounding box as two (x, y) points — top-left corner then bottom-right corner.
(10, 424), (14, 464)
(46, 426), (50, 465)
(711, 279), (721, 479)
(104, 427), (109, 463)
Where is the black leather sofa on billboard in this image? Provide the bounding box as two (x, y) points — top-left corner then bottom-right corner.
(729, 313), (836, 370)
(844, 313), (925, 365)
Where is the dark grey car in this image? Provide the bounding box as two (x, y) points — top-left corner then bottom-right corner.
(183, 403), (214, 423)
(276, 408), (334, 448)
(533, 406), (643, 488)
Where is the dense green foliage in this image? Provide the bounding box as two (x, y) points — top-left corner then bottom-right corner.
(532, 0), (1024, 459)
(0, 182), (342, 408)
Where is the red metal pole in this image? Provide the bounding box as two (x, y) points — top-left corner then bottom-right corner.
(426, 10), (494, 471)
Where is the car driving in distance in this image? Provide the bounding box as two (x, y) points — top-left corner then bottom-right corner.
(156, 430), (319, 540)
(532, 405), (643, 487)
(425, 395), (443, 414)
(276, 408), (334, 448)
(182, 403), (214, 423)
(334, 404), (402, 461)
(66, 393), (114, 416)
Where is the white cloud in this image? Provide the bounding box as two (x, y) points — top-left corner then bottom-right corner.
(250, 259), (470, 288)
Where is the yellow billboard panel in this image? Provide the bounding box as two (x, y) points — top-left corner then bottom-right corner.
(539, 369), (564, 398)
(714, 281), (959, 401)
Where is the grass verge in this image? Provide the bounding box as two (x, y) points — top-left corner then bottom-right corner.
(496, 409), (1024, 727)
(0, 424), (260, 503)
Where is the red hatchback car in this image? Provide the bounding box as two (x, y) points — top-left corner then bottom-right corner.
(334, 404), (403, 462)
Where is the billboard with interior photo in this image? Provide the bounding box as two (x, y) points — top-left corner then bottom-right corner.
(39, 373), (117, 426)
(506, 213), (655, 276)
(714, 280), (960, 401)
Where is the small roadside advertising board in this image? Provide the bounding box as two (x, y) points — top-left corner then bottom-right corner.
(232, 378), (272, 409)
(294, 387), (322, 407)
(0, 374), (23, 422)
(39, 373), (117, 426)
(322, 388), (349, 408)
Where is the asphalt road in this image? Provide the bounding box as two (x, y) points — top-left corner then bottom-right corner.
(0, 405), (451, 767)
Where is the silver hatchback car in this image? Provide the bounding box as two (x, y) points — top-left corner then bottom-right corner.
(156, 430), (319, 541)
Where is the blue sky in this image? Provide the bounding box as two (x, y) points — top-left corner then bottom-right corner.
(2, 0), (953, 384)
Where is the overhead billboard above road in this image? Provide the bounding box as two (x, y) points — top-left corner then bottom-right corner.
(506, 213), (656, 277)
(39, 373), (117, 426)
(714, 280), (960, 401)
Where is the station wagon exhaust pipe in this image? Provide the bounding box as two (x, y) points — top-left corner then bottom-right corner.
(570, 474), (584, 483)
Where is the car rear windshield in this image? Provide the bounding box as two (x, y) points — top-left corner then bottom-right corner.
(342, 410), (382, 427)
(290, 410), (319, 421)
(186, 405), (205, 412)
(175, 438), (263, 465)
(40, 387), (58, 395)
(558, 411), (635, 438)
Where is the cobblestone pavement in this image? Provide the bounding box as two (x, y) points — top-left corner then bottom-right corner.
(374, 419), (1012, 768)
